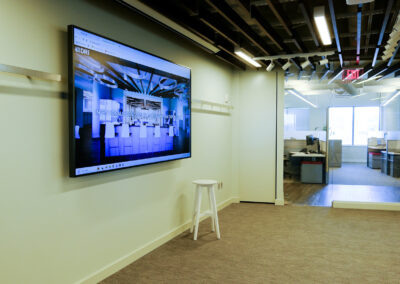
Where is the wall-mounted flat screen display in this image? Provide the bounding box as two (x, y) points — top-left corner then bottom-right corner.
(68, 26), (191, 177)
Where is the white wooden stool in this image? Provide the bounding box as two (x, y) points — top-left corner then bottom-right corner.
(191, 179), (221, 240)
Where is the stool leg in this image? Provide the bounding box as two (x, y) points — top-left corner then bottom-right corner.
(190, 185), (199, 233)
(210, 186), (221, 239)
(208, 186), (215, 232)
(193, 186), (202, 240)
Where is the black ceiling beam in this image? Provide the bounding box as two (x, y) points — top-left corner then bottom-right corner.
(376, 62), (400, 81)
(371, 0), (394, 67)
(184, 3), (263, 66)
(215, 50), (247, 70)
(364, 2), (374, 55)
(144, 0), (250, 69)
(298, 0), (320, 47)
(213, 35), (252, 69)
(250, 6), (290, 52)
(342, 44), (376, 51)
(328, 0), (343, 67)
(356, 4), (362, 64)
(204, 0), (275, 56)
(198, 10), (240, 47)
(234, 0), (286, 51)
(195, 7), (266, 67)
(264, 0), (307, 52)
(265, 0), (292, 36)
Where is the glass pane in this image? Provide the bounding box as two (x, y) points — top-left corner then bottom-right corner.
(329, 107), (353, 145)
(354, 107), (380, 145)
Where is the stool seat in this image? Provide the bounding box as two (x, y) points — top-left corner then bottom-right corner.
(193, 179), (218, 185)
(190, 179), (221, 240)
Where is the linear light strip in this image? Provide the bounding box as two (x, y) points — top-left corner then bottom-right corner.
(383, 90), (400, 106)
(234, 50), (261, 68)
(327, 70), (344, 85)
(314, 10), (332, 45)
(287, 89), (317, 108)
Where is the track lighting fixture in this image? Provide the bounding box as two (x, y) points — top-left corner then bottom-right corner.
(319, 58), (329, 65)
(300, 58), (311, 69)
(282, 60), (292, 71)
(266, 61), (275, 72)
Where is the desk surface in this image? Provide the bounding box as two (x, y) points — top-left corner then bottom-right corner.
(368, 145), (386, 150)
(290, 152), (326, 158)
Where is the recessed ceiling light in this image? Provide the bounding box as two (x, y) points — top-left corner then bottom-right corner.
(314, 6), (332, 45)
(287, 89), (317, 108)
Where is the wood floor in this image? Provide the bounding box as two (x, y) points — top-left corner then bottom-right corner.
(284, 182), (400, 207)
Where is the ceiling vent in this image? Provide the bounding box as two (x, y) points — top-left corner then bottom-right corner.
(346, 0), (374, 5)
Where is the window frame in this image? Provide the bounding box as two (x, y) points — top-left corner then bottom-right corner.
(329, 106), (380, 146)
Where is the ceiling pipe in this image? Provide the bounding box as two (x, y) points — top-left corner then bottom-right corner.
(387, 41), (400, 67)
(328, 68), (344, 85)
(320, 69), (333, 81)
(356, 4), (362, 64)
(372, 0), (394, 67)
(328, 0), (343, 66)
(364, 2), (375, 54)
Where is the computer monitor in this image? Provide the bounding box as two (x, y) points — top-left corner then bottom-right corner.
(306, 135), (315, 145)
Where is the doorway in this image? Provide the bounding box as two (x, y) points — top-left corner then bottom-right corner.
(283, 90), (400, 206)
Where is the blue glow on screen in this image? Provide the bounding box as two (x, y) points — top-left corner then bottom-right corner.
(71, 27), (191, 176)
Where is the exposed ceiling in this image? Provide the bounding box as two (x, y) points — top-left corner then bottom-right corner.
(116, 0), (400, 90)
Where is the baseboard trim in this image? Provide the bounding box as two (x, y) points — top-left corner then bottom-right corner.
(332, 200), (400, 211)
(275, 198), (284, 206)
(76, 196), (239, 284)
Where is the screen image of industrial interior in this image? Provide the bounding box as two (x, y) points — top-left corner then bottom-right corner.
(70, 27), (191, 176)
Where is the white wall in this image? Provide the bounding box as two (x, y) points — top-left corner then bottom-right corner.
(382, 96), (400, 131)
(0, 1), (240, 283)
(234, 70), (283, 203)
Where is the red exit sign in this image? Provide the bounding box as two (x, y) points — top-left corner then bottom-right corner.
(342, 69), (363, 81)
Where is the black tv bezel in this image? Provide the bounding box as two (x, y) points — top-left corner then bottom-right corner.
(68, 25), (192, 177)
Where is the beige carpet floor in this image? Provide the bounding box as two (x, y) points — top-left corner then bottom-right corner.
(101, 203), (400, 284)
